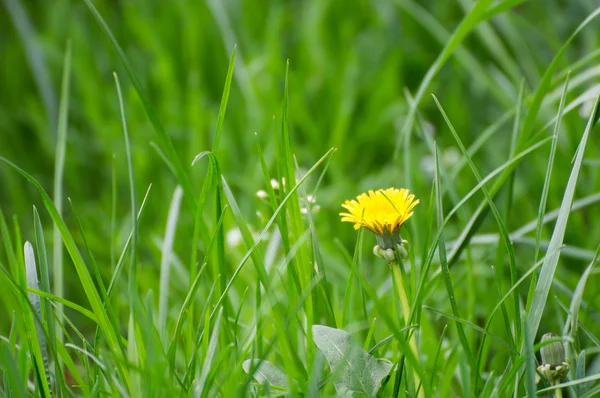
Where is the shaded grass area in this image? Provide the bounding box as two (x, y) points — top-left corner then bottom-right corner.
(1, 0), (600, 396)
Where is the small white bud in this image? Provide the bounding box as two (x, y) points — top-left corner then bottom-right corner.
(443, 147), (460, 166)
(373, 245), (396, 262)
(226, 228), (243, 247)
(396, 244), (408, 260)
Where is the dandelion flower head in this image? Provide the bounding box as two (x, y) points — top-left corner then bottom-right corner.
(340, 188), (419, 235)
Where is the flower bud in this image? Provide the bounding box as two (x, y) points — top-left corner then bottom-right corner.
(396, 243), (408, 260)
(373, 245), (396, 262)
(537, 333), (569, 386)
(540, 333), (566, 367)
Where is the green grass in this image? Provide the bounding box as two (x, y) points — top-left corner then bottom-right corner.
(2, 0), (600, 396)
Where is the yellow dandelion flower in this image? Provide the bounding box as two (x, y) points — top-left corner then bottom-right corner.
(340, 188), (419, 236)
(341, 188), (421, 392)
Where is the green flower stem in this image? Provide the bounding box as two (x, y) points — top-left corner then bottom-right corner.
(391, 260), (411, 324)
(390, 259), (422, 396)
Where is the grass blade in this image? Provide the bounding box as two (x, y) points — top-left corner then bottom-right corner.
(0, 157), (131, 391)
(106, 184), (152, 298)
(447, 7), (600, 267)
(114, 71), (139, 394)
(523, 322), (536, 398)
(433, 143), (479, 391)
(196, 308), (224, 397)
(53, 39), (71, 349)
(159, 186), (184, 346)
(278, 61), (315, 355)
(410, 136), (551, 330)
(433, 95), (520, 354)
(423, 306), (518, 356)
(537, 373), (600, 395)
(534, 74), (570, 265)
(33, 206), (65, 391)
(567, 244), (600, 338)
(212, 47), (236, 152)
(209, 147), (336, 317)
(526, 95), (600, 349)
(27, 288), (97, 322)
(0, 343), (27, 398)
(23, 241), (51, 397)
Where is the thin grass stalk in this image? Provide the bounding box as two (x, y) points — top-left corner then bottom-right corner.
(390, 258), (422, 397)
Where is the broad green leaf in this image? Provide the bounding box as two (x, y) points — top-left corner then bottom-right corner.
(242, 359), (289, 388)
(312, 325), (392, 397)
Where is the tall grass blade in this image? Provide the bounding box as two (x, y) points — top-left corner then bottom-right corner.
(433, 144), (479, 391)
(433, 95), (519, 351)
(491, 266), (515, 349)
(447, 7), (600, 267)
(410, 136), (551, 331)
(196, 308), (223, 397)
(159, 186), (183, 345)
(526, 95), (600, 349)
(23, 241), (51, 397)
(53, 40), (71, 350)
(221, 177), (269, 288)
(0, 158), (131, 391)
(278, 61), (315, 348)
(523, 322), (536, 398)
(27, 288), (97, 322)
(0, 343), (27, 397)
(106, 184), (152, 298)
(423, 307), (518, 355)
(33, 207), (65, 392)
(566, 244), (600, 338)
(110, 154), (118, 272)
(537, 373), (600, 395)
(209, 147), (335, 317)
(212, 47), (236, 152)
(534, 74), (570, 264)
(114, 71), (138, 394)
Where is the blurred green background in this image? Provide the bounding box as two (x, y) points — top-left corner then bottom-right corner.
(2, 0), (600, 370)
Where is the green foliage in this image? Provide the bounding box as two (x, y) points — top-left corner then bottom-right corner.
(312, 325), (392, 396)
(243, 358), (289, 391)
(2, 0), (600, 396)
